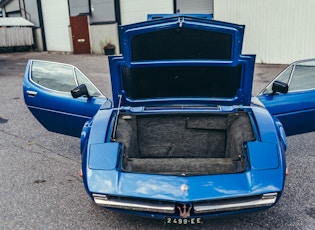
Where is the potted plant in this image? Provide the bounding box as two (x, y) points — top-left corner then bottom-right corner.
(102, 39), (115, 55)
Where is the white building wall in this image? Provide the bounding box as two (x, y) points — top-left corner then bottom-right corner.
(41, 0), (72, 52)
(120, 0), (173, 25)
(34, 28), (44, 51)
(90, 23), (119, 54)
(176, 0), (213, 14)
(214, 0), (315, 64)
(3, 0), (19, 12)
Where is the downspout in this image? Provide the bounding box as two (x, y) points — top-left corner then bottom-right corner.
(173, 0), (178, 13)
(114, 0), (121, 52)
(114, 0), (121, 26)
(36, 0), (47, 51)
(88, 0), (92, 15)
(18, 0), (21, 16)
(22, 0), (26, 18)
(67, 0), (70, 16)
(3, 5), (7, 17)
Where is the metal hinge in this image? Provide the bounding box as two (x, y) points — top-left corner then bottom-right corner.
(178, 17), (184, 28)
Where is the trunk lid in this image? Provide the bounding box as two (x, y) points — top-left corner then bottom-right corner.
(109, 16), (255, 107)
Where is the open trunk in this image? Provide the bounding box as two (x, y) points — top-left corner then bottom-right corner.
(114, 111), (255, 175)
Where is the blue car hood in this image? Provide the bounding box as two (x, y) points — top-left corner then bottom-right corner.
(109, 16), (255, 107)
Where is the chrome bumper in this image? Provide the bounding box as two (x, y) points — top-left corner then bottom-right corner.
(93, 192), (277, 214)
(93, 194), (175, 214)
(194, 192), (278, 213)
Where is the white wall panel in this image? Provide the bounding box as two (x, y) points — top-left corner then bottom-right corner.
(90, 0), (116, 23)
(214, 0), (315, 64)
(41, 0), (72, 52)
(90, 23), (119, 54)
(120, 0), (173, 25)
(4, 0), (19, 12)
(0, 27), (33, 46)
(176, 0), (213, 14)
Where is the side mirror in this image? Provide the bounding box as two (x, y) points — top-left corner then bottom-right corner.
(71, 84), (90, 98)
(272, 81), (288, 94)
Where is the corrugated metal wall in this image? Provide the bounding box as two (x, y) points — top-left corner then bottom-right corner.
(0, 27), (33, 47)
(214, 0), (315, 64)
(176, 0), (213, 14)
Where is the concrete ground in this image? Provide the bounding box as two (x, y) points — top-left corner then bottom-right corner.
(0, 51), (314, 229)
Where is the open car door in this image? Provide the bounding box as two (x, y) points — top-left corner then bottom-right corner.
(23, 60), (108, 137)
(258, 58), (315, 136)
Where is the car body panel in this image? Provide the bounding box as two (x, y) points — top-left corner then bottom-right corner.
(23, 60), (107, 137)
(258, 91), (315, 136)
(89, 143), (120, 170)
(258, 58), (315, 136)
(85, 169), (284, 203)
(248, 142), (279, 170)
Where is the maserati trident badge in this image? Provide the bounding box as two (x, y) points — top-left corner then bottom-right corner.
(180, 184), (188, 192)
(177, 204), (192, 218)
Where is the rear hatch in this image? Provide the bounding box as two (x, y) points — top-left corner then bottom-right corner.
(109, 16), (255, 108)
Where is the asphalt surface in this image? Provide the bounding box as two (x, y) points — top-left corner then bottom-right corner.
(0, 52), (315, 229)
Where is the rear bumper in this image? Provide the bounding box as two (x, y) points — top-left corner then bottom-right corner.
(93, 194), (175, 214)
(193, 192), (277, 213)
(93, 192), (278, 215)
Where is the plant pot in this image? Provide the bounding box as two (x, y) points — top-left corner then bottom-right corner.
(104, 47), (115, 55)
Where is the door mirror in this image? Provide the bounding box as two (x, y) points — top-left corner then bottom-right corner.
(71, 84), (90, 98)
(272, 81), (288, 94)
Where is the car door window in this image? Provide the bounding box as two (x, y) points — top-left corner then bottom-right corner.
(288, 60), (315, 92)
(74, 68), (103, 97)
(31, 61), (77, 93)
(262, 60), (315, 94)
(262, 65), (293, 94)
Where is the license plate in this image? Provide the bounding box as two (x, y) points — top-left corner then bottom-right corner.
(165, 217), (202, 225)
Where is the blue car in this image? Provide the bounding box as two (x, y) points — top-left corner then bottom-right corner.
(23, 16), (315, 225)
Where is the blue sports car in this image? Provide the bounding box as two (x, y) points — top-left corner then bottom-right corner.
(23, 16), (315, 225)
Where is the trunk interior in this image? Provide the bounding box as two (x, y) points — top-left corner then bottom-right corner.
(113, 111), (255, 175)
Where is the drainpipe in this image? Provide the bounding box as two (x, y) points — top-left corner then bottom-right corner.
(114, 0), (121, 26)
(173, 0), (178, 13)
(36, 0), (47, 51)
(2, 5), (7, 17)
(88, 0), (92, 15)
(18, 0), (21, 16)
(114, 0), (121, 53)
